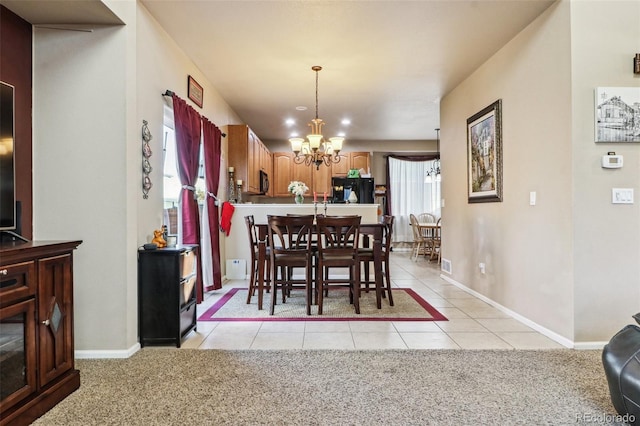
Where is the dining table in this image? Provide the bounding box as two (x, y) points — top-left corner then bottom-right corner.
(253, 221), (386, 312)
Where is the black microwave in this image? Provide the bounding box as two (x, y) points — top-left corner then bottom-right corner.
(259, 170), (269, 193)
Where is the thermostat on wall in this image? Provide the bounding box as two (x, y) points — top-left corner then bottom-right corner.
(602, 153), (623, 169)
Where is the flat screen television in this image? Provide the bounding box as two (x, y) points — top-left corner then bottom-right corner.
(0, 81), (16, 232)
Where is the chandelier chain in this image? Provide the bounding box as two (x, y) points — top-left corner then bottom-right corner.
(315, 68), (319, 120)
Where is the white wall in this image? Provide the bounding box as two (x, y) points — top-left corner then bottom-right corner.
(569, 0), (640, 342)
(33, 0), (243, 353)
(440, 0), (640, 345)
(440, 1), (575, 341)
(33, 23), (132, 351)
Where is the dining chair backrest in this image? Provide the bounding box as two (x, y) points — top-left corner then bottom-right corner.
(433, 217), (442, 239)
(245, 215), (258, 250)
(382, 215), (395, 252)
(416, 212), (437, 224)
(316, 215), (361, 255)
(409, 214), (424, 242)
(267, 215), (315, 255)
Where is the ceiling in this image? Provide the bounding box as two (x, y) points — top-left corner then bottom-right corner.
(3, 0), (555, 143)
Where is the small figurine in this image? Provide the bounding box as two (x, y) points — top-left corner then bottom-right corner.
(151, 229), (167, 248)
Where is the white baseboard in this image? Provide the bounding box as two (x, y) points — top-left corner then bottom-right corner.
(574, 341), (608, 350)
(439, 273), (577, 349)
(75, 343), (140, 359)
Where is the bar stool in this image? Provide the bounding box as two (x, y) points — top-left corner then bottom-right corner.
(267, 215), (315, 315)
(315, 215), (362, 315)
(244, 215), (270, 304)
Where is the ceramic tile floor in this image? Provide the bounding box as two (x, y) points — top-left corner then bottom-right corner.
(182, 252), (565, 350)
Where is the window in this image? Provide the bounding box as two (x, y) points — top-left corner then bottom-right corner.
(162, 111), (205, 237)
(389, 157), (441, 243)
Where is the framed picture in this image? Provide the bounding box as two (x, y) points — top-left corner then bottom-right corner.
(595, 87), (640, 143)
(467, 99), (502, 203)
(187, 75), (203, 108)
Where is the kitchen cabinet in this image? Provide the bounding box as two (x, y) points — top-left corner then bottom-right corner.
(330, 152), (370, 177)
(0, 240), (82, 425)
(271, 152), (332, 197)
(227, 125), (271, 194)
(330, 153), (350, 176)
(272, 152), (293, 197)
(350, 152), (371, 175)
(259, 142), (273, 196)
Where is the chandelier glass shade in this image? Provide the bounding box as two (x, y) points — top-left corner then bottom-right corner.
(425, 128), (441, 183)
(290, 66), (344, 169)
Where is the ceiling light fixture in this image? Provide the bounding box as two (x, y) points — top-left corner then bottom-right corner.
(289, 66), (344, 170)
(425, 128), (441, 183)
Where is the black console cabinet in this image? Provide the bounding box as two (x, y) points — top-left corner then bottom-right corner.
(138, 245), (198, 347)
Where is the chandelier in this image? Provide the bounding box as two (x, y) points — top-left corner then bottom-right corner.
(425, 128), (441, 183)
(289, 66), (344, 170)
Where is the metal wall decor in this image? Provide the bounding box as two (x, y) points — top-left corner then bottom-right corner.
(142, 120), (153, 199)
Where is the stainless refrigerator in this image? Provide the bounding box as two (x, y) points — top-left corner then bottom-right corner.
(331, 177), (375, 204)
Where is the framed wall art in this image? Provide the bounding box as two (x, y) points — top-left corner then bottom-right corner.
(467, 99), (502, 203)
(595, 87), (640, 143)
(188, 75), (203, 108)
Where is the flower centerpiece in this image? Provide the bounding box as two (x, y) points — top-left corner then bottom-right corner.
(288, 181), (309, 204)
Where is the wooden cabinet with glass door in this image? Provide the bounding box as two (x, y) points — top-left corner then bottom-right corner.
(0, 240), (82, 426)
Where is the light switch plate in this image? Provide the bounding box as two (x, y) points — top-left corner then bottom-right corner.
(612, 188), (634, 204)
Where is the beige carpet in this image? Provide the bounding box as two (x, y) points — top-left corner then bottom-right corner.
(198, 287), (447, 321)
(33, 349), (619, 425)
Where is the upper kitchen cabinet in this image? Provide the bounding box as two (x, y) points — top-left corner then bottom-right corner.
(331, 152), (370, 177)
(227, 125), (271, 195)
(271, 152), (332, 197)
(272, 152), (293, 197)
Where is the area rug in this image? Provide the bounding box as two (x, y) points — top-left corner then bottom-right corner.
(198, 287), (447, 321)
(34, 349), (616, 426)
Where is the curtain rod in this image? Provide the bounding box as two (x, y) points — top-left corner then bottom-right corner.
(162, 90), (226, 137)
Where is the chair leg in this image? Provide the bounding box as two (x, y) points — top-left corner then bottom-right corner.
(306, 262), (312, 316)
(269, 264), (278, 315)
(363, 260), (370, 292)
(353, 263), (360, 314)
(384, 260), (393, 306)
(317, 263), (324, 315)
(246, 258), (256, 304)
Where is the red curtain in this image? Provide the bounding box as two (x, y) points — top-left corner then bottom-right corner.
(202, 118), (222, 290)
(172, 94), (204, 302)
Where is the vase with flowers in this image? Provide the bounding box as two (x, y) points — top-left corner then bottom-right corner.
(288, 181), (309, 204)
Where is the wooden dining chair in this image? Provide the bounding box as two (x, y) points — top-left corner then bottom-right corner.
(315, 215), (362, 315)
(416, 212), (437, 225)
(416, 212), (437, 242)
(358, 215), (394, 306)
(430, 217), (442, 263)
(244, 215), (270, 304)
(409, 213), (429, 261)
(266, 215), (315, 315)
